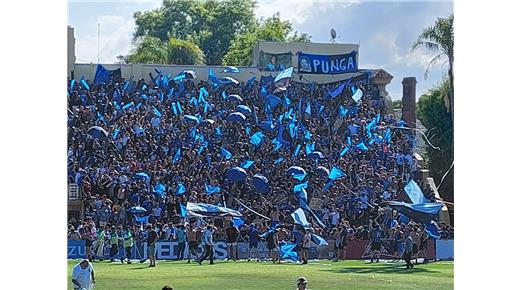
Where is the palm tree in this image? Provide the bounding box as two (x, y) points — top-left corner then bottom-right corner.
(413, 14), (454, 118)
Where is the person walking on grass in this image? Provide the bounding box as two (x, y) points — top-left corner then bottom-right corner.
(72, 259), (95, 290)
(198, 225), (215, 265)
(404, 230), (415, 270)
(147, 224), (159, 267)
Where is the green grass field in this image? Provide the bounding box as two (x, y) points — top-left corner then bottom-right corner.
(67, 259), (453, 290)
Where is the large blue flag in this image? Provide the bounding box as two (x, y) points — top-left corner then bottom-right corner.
(386, 201), (443, 224)
(186, 202), (242, 217)
(280, 243), (298, 261)
(404, 180), (427, 204)
(291, 208), (311, 229)
(274, 67), (293, 83)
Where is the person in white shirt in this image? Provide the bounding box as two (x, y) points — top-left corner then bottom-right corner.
(331, 209), (340, 226)
(198, 225), (215, 265)
(72, 259), (95, 290)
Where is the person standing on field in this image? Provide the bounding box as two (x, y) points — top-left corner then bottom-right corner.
(72, 259), (95, 290)
(176, 224), (187, 260)
(121, 226), (134, 264)
(147, 224), (159, 267)
(404, 230), (415, 270)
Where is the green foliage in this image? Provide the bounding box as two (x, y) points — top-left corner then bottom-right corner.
(392, 100), (402, 109)
(133, 0), (257, 65)
(222, 13), (311, 66)
(417, 79), (453, 202)
(413, 14), (454, 115)
(166, 38), (205, 65)
(128, 36), (204, 65)
(128, 36), (168, 64)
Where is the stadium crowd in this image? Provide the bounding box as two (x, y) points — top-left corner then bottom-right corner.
(67, 69), (452, 262)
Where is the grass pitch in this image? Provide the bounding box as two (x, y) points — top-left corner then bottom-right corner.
(67, 259), (453, 290)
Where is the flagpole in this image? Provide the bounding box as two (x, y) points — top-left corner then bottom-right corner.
(97, 23), (100, 64)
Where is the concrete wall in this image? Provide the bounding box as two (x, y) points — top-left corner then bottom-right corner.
(253, 41), (359, 67)
(74, 62), (368, 85)
(67, 26), (76, 76)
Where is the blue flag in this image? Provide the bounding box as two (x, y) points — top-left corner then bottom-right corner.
(293, 144), (302, 157)
(80, 79), (90, 91)
(220, 147), (233, 160)
(233, 217), (245, 227)
(250, 132), (265, 147)
(172, 103), (178, 115)
(339, 145), (349, 158)
(404, 180), (427, 204)
(180, 203), (187, 217)
(291, 208), (310, 229)
(135, 215), (149, 224)
(274, 67), (293, 83)
(241, 160), (255, 169)
(356, 142), (369, 151)
(304, 102), (312, 115)
(280, 243), (298, 261)
(329, 166), (346, 180)
(311, 233), (329, 246)
(387, 201), (443, 224)
(292, 173), (307, 181)
(327, 80), (349, 99)
(176, 183), (186, 196)
(173, 148), (181, 164)
(205, 183), (221, 195)
(153, 106), (162, 117)
(274, 157), (285, 165)
(294, 181), (308, 193)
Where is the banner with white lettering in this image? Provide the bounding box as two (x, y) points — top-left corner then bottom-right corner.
(298, 51), (358, 74)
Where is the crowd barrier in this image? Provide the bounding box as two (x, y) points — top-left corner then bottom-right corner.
(435, 239), (454, 260)
(68, 239), (444, 261)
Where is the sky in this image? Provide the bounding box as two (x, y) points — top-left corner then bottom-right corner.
(68, 0), (453, 100)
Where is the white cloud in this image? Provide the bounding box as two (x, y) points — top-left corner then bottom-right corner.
(255, 0), (359, 26)
(372, 32), (442, 70)
(75, 15), (135, 63)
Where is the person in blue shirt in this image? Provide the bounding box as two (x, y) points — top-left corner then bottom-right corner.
(369, 223), (383, 263)
(247, 224), (260, 262)
(265, 55), (285, 72)
(290, 226), (304, 263)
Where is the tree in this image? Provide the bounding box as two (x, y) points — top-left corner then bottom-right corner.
(128, 36), (204, 65)
(222, 13), (311, 66)
(412, 14), (454, 118)
(133, 0), (257, 65)
(417, 79), (453, 205)
(128, 36), (168, 64)
(166, 38), (205, 65)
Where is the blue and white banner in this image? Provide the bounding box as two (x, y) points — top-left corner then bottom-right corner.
(298, 51), (358, 74)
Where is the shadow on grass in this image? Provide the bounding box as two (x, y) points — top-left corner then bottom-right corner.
(128, 265), (152, 270)
(321, 263), (439, 275)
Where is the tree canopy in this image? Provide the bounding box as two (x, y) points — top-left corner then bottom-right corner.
(417, 79), (453, 204)
(128, 36), (204, 65)
(133, 0), (258, 65)
(413, 14), (454, 116)
(222, 13), (311, 66)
